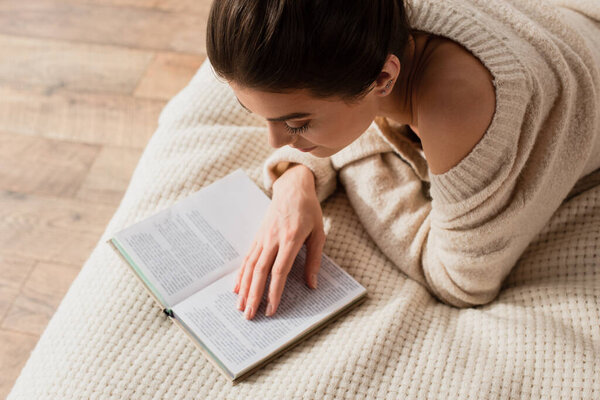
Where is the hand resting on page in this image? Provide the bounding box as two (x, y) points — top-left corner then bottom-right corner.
(233, 164), (324, 320)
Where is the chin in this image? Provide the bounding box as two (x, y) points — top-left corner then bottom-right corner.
(310, 146), (343, 158)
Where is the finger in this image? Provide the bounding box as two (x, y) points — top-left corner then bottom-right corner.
(234, 264), (243, 293)
(234, 258), (246, 293)
(237, 243), (262, 311)
(244, 243), (278, 320)
(235, 240), (257, 293)
(304, 228), (326, 289)
(265, 239), (305, 317)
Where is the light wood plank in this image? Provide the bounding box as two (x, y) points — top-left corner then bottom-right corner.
(0, 83), (165, 148)
(76, 145), (144, 205)
(0, 190), (116, 266)
(154, 0), (212, 14)
(0, 1), (207, 54)
(82, 0), (212, 14)
(77, 0), (158, 8)
(0, 254), (36, 323)
(0, 131), (100, 198)
(0, 330), (38, 400)
(56, 0), (212, 14)
(0, 34), (154, 94)
(1, 261), (80, 336)
(134, 52), (205, 100)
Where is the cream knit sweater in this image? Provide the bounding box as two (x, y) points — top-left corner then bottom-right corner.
(262, 0), (600, 308)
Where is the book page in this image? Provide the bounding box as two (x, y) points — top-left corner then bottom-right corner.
(111, 169), (270, 308)
(172, 243), (366, 376)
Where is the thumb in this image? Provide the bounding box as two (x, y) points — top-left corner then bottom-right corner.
(304, 228), (326, 289)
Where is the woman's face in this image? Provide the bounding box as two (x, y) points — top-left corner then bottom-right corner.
(229, 82), (380, 158)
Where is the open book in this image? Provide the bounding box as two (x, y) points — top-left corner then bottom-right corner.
(106, 169), (368, 383)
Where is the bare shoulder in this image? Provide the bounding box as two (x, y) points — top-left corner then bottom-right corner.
(416, 41), (496, 175)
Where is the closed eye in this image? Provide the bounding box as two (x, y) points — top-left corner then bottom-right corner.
(284, 122), (310, 135)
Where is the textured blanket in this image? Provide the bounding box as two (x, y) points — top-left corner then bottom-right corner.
(8, 49), (600, 400)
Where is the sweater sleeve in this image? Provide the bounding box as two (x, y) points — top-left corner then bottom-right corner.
(338, 150), (525, 309)
(338, 106), (591, 308)
(262, 146), (337, 203)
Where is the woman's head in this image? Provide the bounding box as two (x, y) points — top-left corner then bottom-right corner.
(206, 0), (412, 156)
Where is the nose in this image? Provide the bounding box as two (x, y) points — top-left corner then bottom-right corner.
(267, 122), (295, 148)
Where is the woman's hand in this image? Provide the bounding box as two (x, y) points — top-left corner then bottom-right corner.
(234, 164), (325, 320)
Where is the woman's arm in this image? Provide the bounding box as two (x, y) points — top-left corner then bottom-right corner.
(263, 145), (337, 203)
(339, 152), (523, 308)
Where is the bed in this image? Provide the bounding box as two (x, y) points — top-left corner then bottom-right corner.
(7, 58), (600, 400)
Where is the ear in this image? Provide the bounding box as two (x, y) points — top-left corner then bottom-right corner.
(373, 54), (402, 96)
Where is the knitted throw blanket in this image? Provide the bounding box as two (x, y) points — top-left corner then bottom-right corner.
(8, 1), (600, 399)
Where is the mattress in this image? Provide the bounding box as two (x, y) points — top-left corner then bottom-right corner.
(7, 59), (600, 400)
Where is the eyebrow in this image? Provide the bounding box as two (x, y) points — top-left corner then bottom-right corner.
(235, 96), (312, 121)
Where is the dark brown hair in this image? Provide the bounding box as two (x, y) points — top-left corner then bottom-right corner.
(206, 0), (412, 103)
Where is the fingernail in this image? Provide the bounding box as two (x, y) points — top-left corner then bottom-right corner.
(310, 273), (318, 289)
(265, 302), (274, 317)
(233, 282), (239, 293)
(245, 305), (253, 319)
(237, 296), (245, 311)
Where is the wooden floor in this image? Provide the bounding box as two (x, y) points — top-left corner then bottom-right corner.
(0, 0), (211, 396)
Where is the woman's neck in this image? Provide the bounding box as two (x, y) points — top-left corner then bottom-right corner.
(377, 31), (435, 135)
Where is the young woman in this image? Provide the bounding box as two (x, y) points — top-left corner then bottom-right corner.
(206, 0), (600, 320)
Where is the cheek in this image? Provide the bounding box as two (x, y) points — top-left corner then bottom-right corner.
(318, 111), (373, 147)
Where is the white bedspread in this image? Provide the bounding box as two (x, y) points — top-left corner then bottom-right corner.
(7, 59), (600, 399)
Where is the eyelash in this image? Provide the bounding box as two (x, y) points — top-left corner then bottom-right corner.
(284, 122), (310, 135)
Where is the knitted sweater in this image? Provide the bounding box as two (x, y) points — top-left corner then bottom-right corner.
(262, 0), (600, 308)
